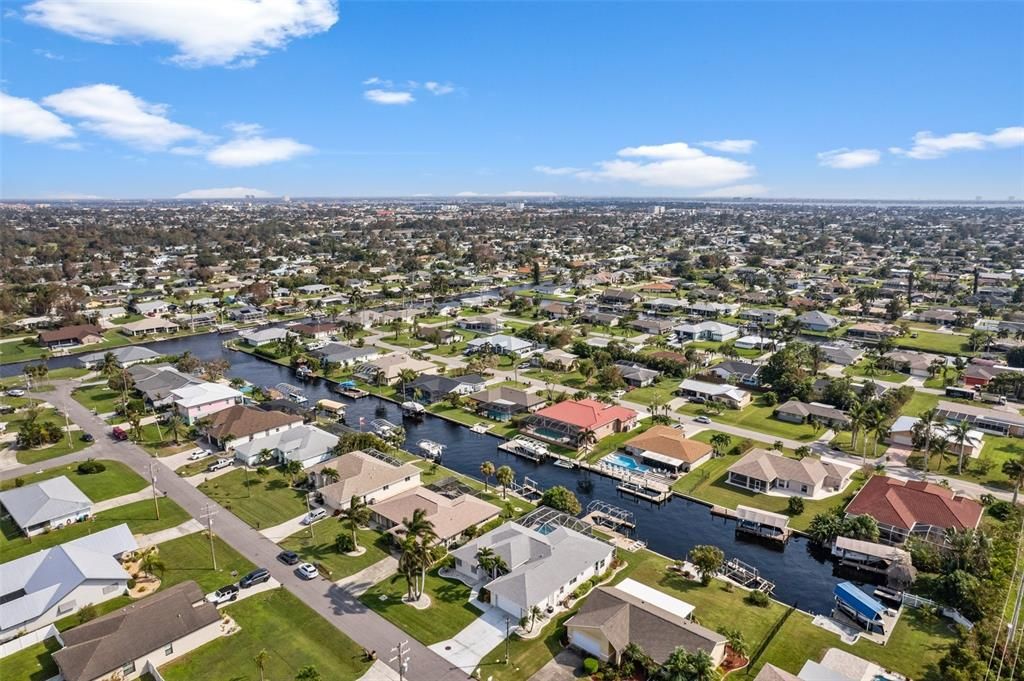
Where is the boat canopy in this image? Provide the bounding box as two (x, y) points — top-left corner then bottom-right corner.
(834, 582), (885, 622)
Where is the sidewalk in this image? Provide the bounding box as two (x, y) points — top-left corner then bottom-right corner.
(336, 556), (399, 596)
(93, 488), (158, 513)
(261, 511), (315, 543)
(135, 518), (204, 547)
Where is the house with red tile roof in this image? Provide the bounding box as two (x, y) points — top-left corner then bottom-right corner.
(844, 476), (982, 545)
(523, 399), (638, 450)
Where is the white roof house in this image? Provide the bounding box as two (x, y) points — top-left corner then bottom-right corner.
(0, 476), (91, 536)
(233, 425), (339, 468)
(171, 383), (243, 409)
(0, 524), (137, 641)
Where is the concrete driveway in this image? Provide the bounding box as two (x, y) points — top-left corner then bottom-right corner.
(428, 604), (508, 672)
(529, 649), (583, 681)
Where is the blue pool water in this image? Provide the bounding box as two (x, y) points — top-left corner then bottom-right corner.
(602, 452), (652, 473)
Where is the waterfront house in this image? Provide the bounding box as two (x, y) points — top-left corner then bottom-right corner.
(130, 364), (203, 407)
(673, 321), (739, 343)
(622, 425), (714, 474)
(566, 579), (726, 666)
(450, 522), (613, 619)
(130, 300), (171, 316)
(120, 317), (179, 337)
(0, 524), (137, 641)
(233, 424), (338, 468)
(228, 305), (267, 323)
(845, 322), (900, 343)
(677, 378), (751, 409)
(290, 321), (339, 340)
(523, 399), (638, 449)
(238, 327), (293, 347)
(369, 487), (500, 547)
(726, 448), (855, 497)
(403, 373), (487, 403)
(0, 476), (92, 536)
(204, 405), (303, 451)
(819, 344), (863, 366)
(311, 450), (421, 511)
(38, 324), (104, 349)
(312, 342), (381, 367)
(456, 314), (504, 334)
(467, 385), (546, 421)
(466, 334), (534, 356)
(845, 476), (982, 545)
(353, 352), (438, 384)
(796, 310), (841, 333)
(52, 581), (222, 681)
(77, 345), (161, 369)
(773, 400), (850, 429)
(171, 382), (243, 425)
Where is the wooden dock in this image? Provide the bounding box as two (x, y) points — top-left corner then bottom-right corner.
(616, 479), (672, 503)
(718, 557), (775, 594)
(335, 387), (369, 399)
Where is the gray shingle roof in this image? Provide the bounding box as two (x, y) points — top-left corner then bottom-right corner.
(0, 476), (91, 530)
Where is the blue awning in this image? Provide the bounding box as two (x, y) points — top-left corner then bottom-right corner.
(834, 582), (885, 621)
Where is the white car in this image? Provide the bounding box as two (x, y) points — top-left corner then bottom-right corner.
(297, 562), (319, 580)
(5, 389), (26, 397)
(612, 389), (627, 399)
(303, 508), (327, 525)
(207, 458), (232, 472)
(188, 449), (212, 461)
(206, 584), (239, 604)
(694, 415), (712, 424)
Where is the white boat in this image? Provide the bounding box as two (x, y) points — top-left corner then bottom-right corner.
(401, 401), (426, 416)
(553, 459), (575, 469)
(418, 440), (445, 459)
(470, 422), (489, 434)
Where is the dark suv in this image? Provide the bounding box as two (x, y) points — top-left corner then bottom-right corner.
(239, 567), (271, 588)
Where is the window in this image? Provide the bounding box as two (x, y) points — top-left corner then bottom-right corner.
(569, 576), (578, 585)
(164, 643), (174, 656)
(383, 484), (390, 491)
(103, 583), (120, 595)
(57, 601), (76, 615)
(122, 661), (136, 675)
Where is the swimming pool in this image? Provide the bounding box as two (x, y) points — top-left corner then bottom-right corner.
(601, 452), (652, 474)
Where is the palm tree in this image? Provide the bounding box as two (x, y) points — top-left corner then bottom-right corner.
(475, 546), (497, 577)
(165, 412), (184, 445)
(807, 344), (825, 375)
(709, 433), (732, 457)
(139, 548), (165, 581)
(508, 351), (521, 383)
(402, 508), (438, 596)
(848, 400), (867, 452)
(528, 604), (543, 632)
(1001, 453), (1024, 505)
(295, 665), (322, 681)
(688, 650), (721, 681)
(398, 536), (421, 600)
(342, 495), (371, 551)
(397, 368), (418, 396)
(98, 351), (119, 378)
(283, 459), (304, 485)
(480, 460), (495, 492)
(578, 359), (596, 386)
(495, 465), (514, 499)
(914, 408), (941, 477)
(950, 419), (973, 474)
(254, 649), (270, 681)
(319, 466), (339, 487)
(575, 427), (597, 453)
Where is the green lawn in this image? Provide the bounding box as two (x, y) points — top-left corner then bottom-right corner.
(426, 403), (519, 438)
(156, 531), (256, 592)
(71, 384), (124, 414)
(901, 391), (941, 417)
(1, 459), (146, 501)
(522, 368), (588, 389)
(678, 399), (822, 442)
(15, 430), (95, 465)
(359, 568), (482, 645)
(135, 422), (195, 457)
(843, 360), (909, 384)
(0, 637), (61, 681)
(622, 376), (681, 407)
(382, 333), (430, 348)
(923, 367), (958, 389)
(585, 418), (654, 463)
(829, 430), (889, 459)
(1, 497), (190, 562)
(907, 435), (1024, 491)
(413, 460), (534, 516)
(279, 525), (392, 580)
(161, 589), (371, 681)
(198, 467), (308, 529)
(894, 330), (970, 355)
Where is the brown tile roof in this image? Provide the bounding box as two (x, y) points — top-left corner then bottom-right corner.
(38, 324), (103, 344)
(205, 405), (302, 440)
(624, 425), (713, 464)
(846, 476), (983, 532)
(370, 487), (500, 541)
(53, 581), (220, 681)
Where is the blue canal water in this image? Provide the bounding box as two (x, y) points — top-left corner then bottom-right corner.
(1, 327), (855, 615)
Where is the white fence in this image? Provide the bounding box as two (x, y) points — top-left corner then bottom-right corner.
(904, 593), (974, 629)
(0, 625), (62, 659)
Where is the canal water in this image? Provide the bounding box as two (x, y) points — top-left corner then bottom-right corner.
(2, 327), (852, 615)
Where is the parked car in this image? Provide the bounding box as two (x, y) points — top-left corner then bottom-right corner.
(207, 458), (232, 472)
(5, 389), (25, 397)
(239, 568), (271, 588)
(612, 389), (627, 399)
(689, 396), (707, 404)
(188, 449), (212, 461)
(206, 584), (239, 604)
(694, 415), (712, 424)
(80, 432), (95, 442)
(303, 508), (327, 525)
(297, 563), (319, 580)
(277, 550), (300, 565)
(111, 426), (129, 441)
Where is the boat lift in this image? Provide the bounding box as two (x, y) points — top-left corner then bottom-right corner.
(584, 500), (636, 532)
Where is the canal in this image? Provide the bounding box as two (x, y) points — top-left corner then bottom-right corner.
(2, 327), (852, 615)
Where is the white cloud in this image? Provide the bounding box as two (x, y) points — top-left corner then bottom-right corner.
(226, 121), (264, 136)
(455, 191), (481, 197)
(890, 126), (1024, 160)
(33, 48), (65, 60)
(699, 139), (757, 154)
(176, 186), (273, 199)
(503, 191), (557, 197)
(578, 141), (756, 188)
(424, 81), (454, 96)
(699, 184), (768, 197)
(817, 148), (881, 169)
(534, 165), (582, 176)
(23, 0), (338, 68)
(206, 136), (312, 167)
(364, 89), (414, 105)
(0, 91), (75, 142)
(42, 84), (206, 150)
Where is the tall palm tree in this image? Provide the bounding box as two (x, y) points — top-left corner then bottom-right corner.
(402, 508), (438, 596)
(950, 419), (973, 474)
(342, 495), (371, 551)
(397, 368), (418, 396)
(98, 351), (119, 378)
(283, 459), (304, 485)
(1001, 453), (1024, 505)
(480, 461), (495, 492)
(319, 466), (340, 487)
(475, 546), (497, 577)
(398, 535), (421, 600)
(914, 408), (941, 477)
(165, 413), (184, 445)
(709, 433), (732, 457)
(528, 604), (543, 632)
(495, 465), (514, 499)
(254, 649), (270, 681)
(848, 400), (867, 452)
(139, 548), (165, 581)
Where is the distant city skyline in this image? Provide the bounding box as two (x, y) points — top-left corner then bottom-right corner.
(1, 1), (1022, 200)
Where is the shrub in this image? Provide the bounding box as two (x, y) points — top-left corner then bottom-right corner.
(787, 496), (805, 515)
(745, 590), (770, 607)
(335, 533), (355, 553)
(762, 391), (778, 406)
(126, 579), (137, 590)
(77, 603), (98, 624)
(987, 500), (1014, 521)
(583, 658), (600, 675)
(77, 459), (106, 475)
(13, 477), (24, 487)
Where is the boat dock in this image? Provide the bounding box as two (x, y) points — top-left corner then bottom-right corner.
(583, 500), (636, 531)
(498, 436), (551, 462)
(733, 505), (792, 544)
(333, 382), (369, 399)
(616, 477), (672, 503)
(719, 557), (775, 594)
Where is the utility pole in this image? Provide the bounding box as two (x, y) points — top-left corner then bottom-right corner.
(64, 411), (72, 448)
(150, 463), (160, 520)
(504, 617), (511, 664)
(389, 640), (410, 681)
(200, 504), (218, 570)
(305, 492), (314, 540)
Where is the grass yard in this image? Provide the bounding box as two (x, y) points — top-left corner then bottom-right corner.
(843, 360), (909, 384)
(894, 330), (970, 355)
(522, 367), (588, 389)
(901, 390), (941, 417)
(1, 497), (190, 562)
(382, 333), (430, 348)
(1, 459), (146, 501)
(198, 466), (308, 529)
(161, 588), (371, 681)
(907, 435), (1024, 491)
(426, 403), (519, 438)
(679, 399), (822, 442)
(359, 568), (482, 645)
(15, 430), (94, 465)
(135, 422), (195, 457)
(0, 637), (61, 681)
(71, 384), (125, 414)
(585, 417), (654, 463)
(279, 525), (392, 580)
(923, 367), (958, 389)
(156, 531), (256, 592)
(829, 430), (889, 459)
(414, 460), (531, 515)
(622, 376), (681, 407)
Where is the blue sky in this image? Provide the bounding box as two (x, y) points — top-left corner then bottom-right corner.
(1, 1), (1022, 200)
